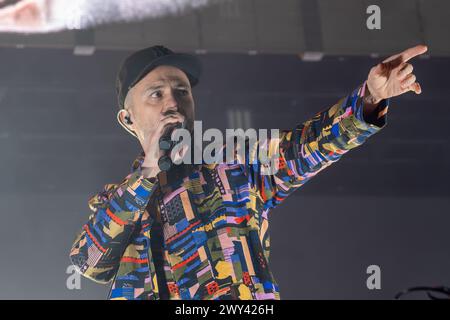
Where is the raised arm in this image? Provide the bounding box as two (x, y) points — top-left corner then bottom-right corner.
(247, 44), (428, 210)
(245, 80), (389, 210)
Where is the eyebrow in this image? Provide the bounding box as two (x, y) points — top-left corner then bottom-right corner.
(144, 79), (190, 92)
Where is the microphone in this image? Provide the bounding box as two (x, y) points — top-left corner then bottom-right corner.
(158, 121), (185, 172)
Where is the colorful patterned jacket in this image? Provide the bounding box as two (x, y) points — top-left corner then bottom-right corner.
(69, 81), (389, 300)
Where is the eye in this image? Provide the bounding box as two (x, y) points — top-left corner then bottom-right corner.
(150, 90), (162, 98)
(178, 89), (189, 96)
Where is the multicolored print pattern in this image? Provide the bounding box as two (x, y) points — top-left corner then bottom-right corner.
(69, 81), (389, 300)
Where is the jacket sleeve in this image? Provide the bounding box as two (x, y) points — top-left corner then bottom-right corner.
(246, 80), (390, 210)
(69, 164), (156, 284)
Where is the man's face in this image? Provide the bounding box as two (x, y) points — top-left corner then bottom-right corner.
(125, 65), (195, 143)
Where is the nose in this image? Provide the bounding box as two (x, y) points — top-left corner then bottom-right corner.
(162, 89), (179, 114)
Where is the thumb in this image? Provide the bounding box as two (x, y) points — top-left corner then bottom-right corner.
(402, 82), (422, 95)
(410, 82), (422, 94)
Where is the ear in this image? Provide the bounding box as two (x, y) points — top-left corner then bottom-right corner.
(116, 109), (138, 138)
(117, 109), (128, 124)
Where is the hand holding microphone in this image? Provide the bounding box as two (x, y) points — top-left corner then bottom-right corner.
(157, 121), (185, 172)
(140, 112), (186, 178)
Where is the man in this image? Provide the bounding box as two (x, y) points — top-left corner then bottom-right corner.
(69, 44), (428, 300)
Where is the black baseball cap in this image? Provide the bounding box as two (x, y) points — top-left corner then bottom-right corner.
(116, 45), (202, 109)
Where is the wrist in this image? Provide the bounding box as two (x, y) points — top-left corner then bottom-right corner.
(364, 82), (382, 105)
(141, 166), (159, 179)
(363, 93), (382, 105)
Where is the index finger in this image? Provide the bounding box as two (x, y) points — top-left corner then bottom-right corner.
(400, 45), (428, 62)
